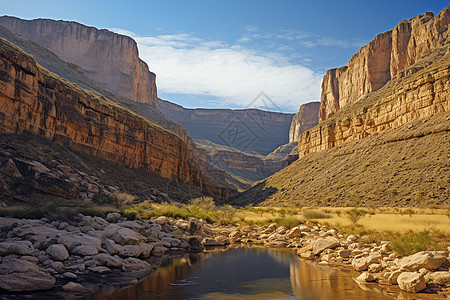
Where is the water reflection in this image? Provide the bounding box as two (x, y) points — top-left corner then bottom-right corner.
(86, 247), (393, 300)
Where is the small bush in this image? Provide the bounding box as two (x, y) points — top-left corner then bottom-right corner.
(92, 193), (115, 205)
(302, 209), (331, 220)
(275, 217), (301, 229)
(390, 231), (441, 257)
(345, 208), (367, 224)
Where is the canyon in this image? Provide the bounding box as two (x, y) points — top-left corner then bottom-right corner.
(0, 38), (201, 187)
(319, 8), (449, 121)
(231, 7), (449, 207)
(0, 16), (158, 109)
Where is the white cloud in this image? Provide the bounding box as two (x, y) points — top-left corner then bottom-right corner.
(112, 29), (322, 111)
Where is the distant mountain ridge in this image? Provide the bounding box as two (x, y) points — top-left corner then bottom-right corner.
(158, 98), (295, 155)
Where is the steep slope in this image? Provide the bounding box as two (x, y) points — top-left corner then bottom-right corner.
(230, 8), (450, 207)
(0, 16), (157, 108)
(229, 110), (449, 207)
(0, 38), (202, 187)
(319, 8), (449, 121)
(158, 99), (294, 155)
(289, 102), (320, 143)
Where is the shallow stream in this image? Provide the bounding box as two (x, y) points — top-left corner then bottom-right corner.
(86, 246), (397, 299)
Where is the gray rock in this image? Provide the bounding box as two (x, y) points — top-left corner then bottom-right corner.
(93, 253), (122, 268)
(89, 266), (111, 274)
(122, 257), (151, 272)
(72, 245), (98, 256)
(0, 240), (34, 256)
(62, 282), (86, 293)
(46, 244), (69, 261)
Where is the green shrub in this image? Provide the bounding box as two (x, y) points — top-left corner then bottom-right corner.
(275, 217), (301, 229)
(390, 231), (441, 257)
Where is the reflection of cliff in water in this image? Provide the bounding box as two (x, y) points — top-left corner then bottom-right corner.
(87, 247), (393, 300)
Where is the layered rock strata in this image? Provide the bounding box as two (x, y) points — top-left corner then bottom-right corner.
(299, 49), (449, 159)
(319, 8), (449, 121)
(289, 102), (320, 143)
(0, 16), (157, 108)
(0, 38), (201, 186)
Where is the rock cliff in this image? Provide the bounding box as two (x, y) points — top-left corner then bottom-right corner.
(158, 99), (294, 155)
(0, 16), (157, 109)
(0, 38), (201, 186)
(319, 8), (449, 121)
(289, 102), (320, 143)
(299, 42), (449, 159)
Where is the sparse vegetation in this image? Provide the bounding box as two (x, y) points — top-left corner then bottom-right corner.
(302, 208), (331, 220)
(389, 231), (442, 257)
(345, 208), (367, 224)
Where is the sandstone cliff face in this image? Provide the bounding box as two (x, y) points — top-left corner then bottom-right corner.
(0, 38), (201, 186)
(289, 102), (320, 143)
(299, 50), (449, 159)
(319, 8), (450, 121)
(158, 99), (294, 155)
(0, 16), (157, 109)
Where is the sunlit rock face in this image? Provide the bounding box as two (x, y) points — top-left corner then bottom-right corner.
(289, 102), (320, 143)
(0, 16), (158, 109)
(297, 7), (450, 159)
(319, 8), (449, 121)
(0, 38), (201, 186)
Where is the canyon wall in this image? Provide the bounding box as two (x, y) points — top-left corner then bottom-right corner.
(158, 99), (294, 155)
(288, 102), (320, 143)
(0, 16), (158, 109)
(319, 8), (450, 121)
(0, 38), (201, 186)
(298, 49), (449, 159)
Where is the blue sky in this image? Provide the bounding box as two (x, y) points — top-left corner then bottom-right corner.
(2, 0), (448, 112)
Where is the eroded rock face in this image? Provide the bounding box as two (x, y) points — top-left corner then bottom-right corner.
(289, 102), (320, 143)
(319, 8), (449, 121)
(0, 38), (202, 186)
(0, 16), (157, 109)
(298, 49), (450, 159)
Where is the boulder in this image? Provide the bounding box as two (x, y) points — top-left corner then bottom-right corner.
(425, 271), (450, 286)
(89, 266), (111, 274)
(397, 272), (426, 293)
(356, 272), (376, 282)
(58, 233), (102, 251)
(110, 228), (144, 245)
(71, 245), (98, 256)
(286, 227), (302, 239)
(139, 243), (154, 258)
(122, 257), (151, 272)
(46, 244), (69, 261)
(0, 240), (34, 255)
(313, 237), (340, 255)
(338, 249), (352, 258)
(103, 239), (122, 255)
(62, 282), (87, 293)
(93, 253), (122, 268)
(388, 270), (402, 284)
(118, 245), (142, 257)
(400, 251), (446, 271)
(151, 244), (166, 256)
(0, 158), (22, 178)
(352, 253), (382, 271)
(0, 259), (55, 292)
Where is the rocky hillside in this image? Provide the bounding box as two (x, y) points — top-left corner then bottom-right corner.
(289, 102), (320, 143)
(0, 16), (157, 109)
(230, 110), (449, 207)
(319, 8), (449, 121)
(0, 38), (202, 188)
(230, 8), (450, 207)
(158, 99), (294, 156)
